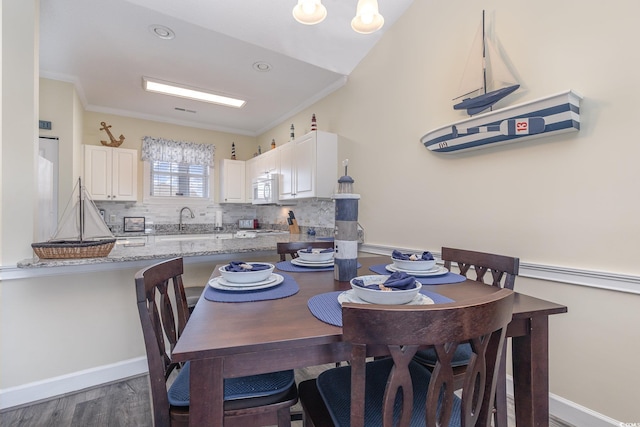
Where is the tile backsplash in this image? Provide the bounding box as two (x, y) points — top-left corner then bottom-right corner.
(96, 199), (337, 235)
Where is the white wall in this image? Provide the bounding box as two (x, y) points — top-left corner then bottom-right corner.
(257, 0), (640, 421)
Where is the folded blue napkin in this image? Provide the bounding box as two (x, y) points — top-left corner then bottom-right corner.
(352, 272), (416, 291)
(391, 250), (434, 261)
(303, 246), (334, 253)
(225, 261), (272, 272)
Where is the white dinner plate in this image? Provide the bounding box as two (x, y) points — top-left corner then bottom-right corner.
(338, 290), (434, 306)
(384, 264), (449, 277)
(208, 274), (284, 291)
(291, 258), (334, 268)
(217, 274), (278, 287)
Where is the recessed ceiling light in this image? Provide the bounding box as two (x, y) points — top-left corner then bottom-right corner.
(149, 25), (175, 40)
(143, 77), (246, 108)
(252, 61), (272, 72)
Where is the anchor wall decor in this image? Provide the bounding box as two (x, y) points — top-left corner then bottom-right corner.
(99, 122), (125, 147)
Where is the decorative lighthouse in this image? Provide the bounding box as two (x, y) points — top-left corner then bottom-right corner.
(333, 159), (360, 281)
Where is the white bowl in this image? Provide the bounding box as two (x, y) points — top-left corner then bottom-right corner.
(218, 263), (275, 284)
(297, 248), (334, 262)
(391, 255), (436, 271)
(350, 275), (421, 305)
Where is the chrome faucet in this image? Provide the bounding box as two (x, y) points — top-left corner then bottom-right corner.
(179, 207), (195, 232)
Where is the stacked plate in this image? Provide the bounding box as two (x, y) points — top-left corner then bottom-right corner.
(384, 263), (448, 277)
(291, 257), (334, 268)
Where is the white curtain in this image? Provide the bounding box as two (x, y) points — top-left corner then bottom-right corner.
(141, 136), (215, 167)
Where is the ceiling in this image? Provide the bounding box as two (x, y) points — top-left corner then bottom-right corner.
(39, 0), (414, 136)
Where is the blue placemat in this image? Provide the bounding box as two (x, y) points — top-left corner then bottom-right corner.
(276, 260), (363, 272)
(368, 264), (467, 285)
(204, 272), (299, 303)
(307, 290), (454, 327)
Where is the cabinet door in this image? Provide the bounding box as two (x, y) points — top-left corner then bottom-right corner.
(262, 148), (279, 174)
(293, 133), (316, 198)
(84, 145), (112, 201)
(111, 148), (138, 201)
(220, 159), (246, 203)
(245, 157), (257, 202)
(278, 143), (294, 199)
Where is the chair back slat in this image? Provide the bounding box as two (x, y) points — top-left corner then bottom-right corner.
(342, 289), (514, 427)
(442, 247), (519, 289)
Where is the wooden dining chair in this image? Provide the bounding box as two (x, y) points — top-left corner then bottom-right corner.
(135, 257), (298, 427)
(277, 241), (334, 261)
(413, 247), (520, 427)
(298, 289), (515, 427)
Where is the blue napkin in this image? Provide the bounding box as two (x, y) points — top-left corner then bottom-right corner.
(225, 261), (272, 272)
(391, 250), (434, 261)
(303, 246), (334, 253)
(352, 272), (416, 291)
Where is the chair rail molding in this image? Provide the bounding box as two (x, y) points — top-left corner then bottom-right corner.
(359, 244), (640, 295)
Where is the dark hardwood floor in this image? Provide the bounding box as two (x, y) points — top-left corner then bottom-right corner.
(1, 365), (574, 426)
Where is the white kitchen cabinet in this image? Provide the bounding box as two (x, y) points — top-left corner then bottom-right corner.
(279, 131), (337, 200)
(219, 158), (246, 203)
(245, 148), (280, 203)
(84, 145), (138, 201)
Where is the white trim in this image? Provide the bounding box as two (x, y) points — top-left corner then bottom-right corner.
(358, 244), (640, 295)
(505, 376), (621, 427)
(0, 357), (148, 410)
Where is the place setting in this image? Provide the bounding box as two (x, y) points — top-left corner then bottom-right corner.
(368, 250), (467, 285)
(307, 272), (454, 327)
(204, 261), (299, 303)
(276, 246), (337, 272)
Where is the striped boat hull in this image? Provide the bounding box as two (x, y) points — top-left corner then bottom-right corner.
(421, 90), (582, 154)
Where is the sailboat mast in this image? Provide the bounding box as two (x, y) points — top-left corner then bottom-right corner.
(482, 9), (487, 95)
(78, 177), (84, 242)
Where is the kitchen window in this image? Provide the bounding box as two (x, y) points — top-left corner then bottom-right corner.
(141, 136), (215, 204)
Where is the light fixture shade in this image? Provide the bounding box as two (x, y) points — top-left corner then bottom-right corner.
(292, 0), (327, 25)
(142, 77), (246, 108)
(351, 0), (384, 34)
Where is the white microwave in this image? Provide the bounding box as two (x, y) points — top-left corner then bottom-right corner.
(252, 174), (278, 205)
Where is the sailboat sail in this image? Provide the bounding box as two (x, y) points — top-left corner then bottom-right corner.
(53, 180), (113, 241)
(453, 11), (519, 115)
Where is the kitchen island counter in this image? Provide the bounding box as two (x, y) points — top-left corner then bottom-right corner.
(17, 233), (335, 269)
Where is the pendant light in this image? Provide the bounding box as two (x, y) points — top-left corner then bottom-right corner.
(292, 0), (327, 25)
(351, 0), (384, 34)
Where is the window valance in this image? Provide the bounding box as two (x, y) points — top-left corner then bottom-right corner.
(141, 136), (215, 167)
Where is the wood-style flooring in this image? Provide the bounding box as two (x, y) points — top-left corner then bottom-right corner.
(1, 364), (574, 426)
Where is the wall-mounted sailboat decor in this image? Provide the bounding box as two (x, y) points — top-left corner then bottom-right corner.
(421, 11), (582, 154)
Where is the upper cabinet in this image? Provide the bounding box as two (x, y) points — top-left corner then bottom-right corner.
(84, 145), (138, 201)
(219, 158), (246, 203)
(246, 147), (280, 203)
(279, 131), (338, 201)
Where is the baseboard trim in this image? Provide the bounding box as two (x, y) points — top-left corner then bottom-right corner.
(0, 357), (148, 410)
(505, 376), (620, 426)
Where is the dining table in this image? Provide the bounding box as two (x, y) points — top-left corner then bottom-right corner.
(172, 255), (567, 426)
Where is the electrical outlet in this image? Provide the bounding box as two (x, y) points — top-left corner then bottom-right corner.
(109, 214), (116, 223)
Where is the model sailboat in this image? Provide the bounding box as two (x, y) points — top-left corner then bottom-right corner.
(453, 10), (520, 116)
(32, 177), (116, 259)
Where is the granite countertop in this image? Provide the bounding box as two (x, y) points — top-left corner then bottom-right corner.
(18, 233), (336, 268)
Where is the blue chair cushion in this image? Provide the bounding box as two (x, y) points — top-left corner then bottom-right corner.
(317, 357), (462, 427)
(167, 362), (295, 407)
(413, 343), (472, 368)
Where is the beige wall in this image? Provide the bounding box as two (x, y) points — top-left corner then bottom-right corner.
(256, 0), (640, 421)
(1, 0), (639, 422)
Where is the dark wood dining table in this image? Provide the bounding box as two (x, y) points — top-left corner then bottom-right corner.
(172, 255), (567, 426)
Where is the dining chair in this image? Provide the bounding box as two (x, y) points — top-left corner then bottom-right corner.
(182, 286), (204, 313)
(298, 289), (515, 427)
(277, 241), (334, 261)
(135, 257), (298, 427)
(413, 247), (520, 427)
